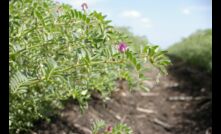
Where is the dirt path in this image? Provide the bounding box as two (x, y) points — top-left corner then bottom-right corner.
(32, 58), (212, 134)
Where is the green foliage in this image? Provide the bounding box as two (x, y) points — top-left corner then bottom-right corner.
(92, 120), (106, 133)
(9, 0), (170, 133)
(91, 120), (133, 134)
(168, 29), (212, 72)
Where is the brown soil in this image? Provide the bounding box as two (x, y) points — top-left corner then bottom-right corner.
(31, 56), (212, 134)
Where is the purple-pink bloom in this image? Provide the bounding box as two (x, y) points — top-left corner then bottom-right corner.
(106, 125), (112, 132)
(81, 3), (88, 11)
(118, 42), (127, 53)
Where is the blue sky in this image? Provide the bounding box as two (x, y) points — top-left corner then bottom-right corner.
(57, 0), (212, 49)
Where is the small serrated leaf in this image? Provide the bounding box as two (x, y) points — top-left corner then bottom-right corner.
(136, 63), (141, 71)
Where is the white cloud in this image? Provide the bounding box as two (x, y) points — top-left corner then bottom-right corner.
(182, 8), (191, 15)
(119, 10), (152, 29)
(121, 10), (142, 18)
(189, 5), (211, 11)
(141, 18), (150, 23)
(181, 5), (211, 15)
(141, 18), (152, 28)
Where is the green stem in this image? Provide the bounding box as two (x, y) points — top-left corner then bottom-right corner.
(58, 60), (124, 73)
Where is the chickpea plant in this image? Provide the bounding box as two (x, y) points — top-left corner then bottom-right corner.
(91, 120), (133, 134)
(9, 0), (171, 133)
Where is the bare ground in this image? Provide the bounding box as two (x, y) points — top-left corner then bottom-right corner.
(31, 57), (212, 134)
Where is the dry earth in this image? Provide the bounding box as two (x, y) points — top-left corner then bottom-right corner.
(31, 57), (212, 134)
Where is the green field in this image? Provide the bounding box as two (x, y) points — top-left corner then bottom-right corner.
(168, 29), (212, 72)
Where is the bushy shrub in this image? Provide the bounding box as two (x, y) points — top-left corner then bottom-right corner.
(9, 0), (170, 133)
(168, 29), (212, 72)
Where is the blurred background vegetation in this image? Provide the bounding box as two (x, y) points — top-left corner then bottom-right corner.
(114, 26), (212, 74)
(168, 29), (212, 72)
(115, 26), (149, 52)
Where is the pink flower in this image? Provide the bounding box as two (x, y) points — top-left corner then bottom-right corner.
(81, 3), (88, 11)
(118, 42), (127, 53)
(106, 125), (112, 132)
